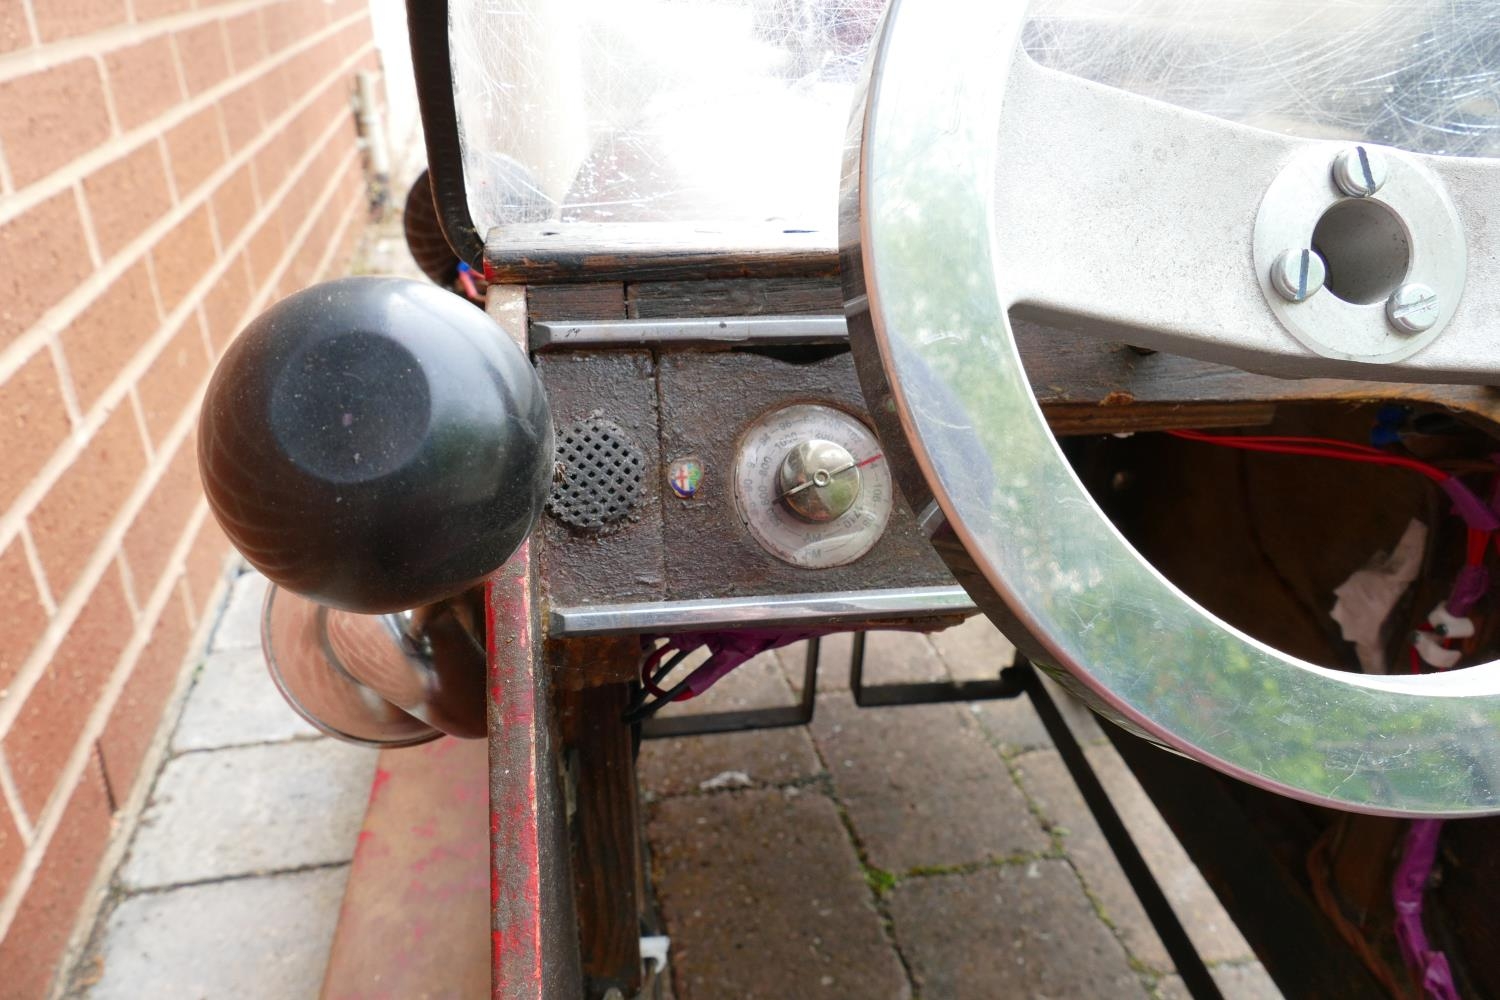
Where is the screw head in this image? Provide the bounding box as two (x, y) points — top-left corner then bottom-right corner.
(1386, 283), (1440, 333)
(1332, 145), (1388, 197)
(1269, 248), (1326, 303)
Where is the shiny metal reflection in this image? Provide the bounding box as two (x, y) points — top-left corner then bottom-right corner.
(845, 0), (1500, 815)
(262, 585), (439, 748)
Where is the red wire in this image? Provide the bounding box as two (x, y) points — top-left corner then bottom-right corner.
(1185, 432), (1390, 457)
(1165, 430), (1449, 483)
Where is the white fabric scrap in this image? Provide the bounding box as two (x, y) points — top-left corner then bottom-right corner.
(1329, 519), (1427, 674)
(1414, 631), (1463, 670)
(1428, 603), (1475, 640)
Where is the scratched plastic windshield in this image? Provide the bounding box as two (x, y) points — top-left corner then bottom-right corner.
(450, 0), (1500, 238)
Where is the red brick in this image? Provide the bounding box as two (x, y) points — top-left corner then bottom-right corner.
(0, 60), (112, 189)
(0, 789), (22, 903)
(223, 9), (269, 73)
(4, 570), (131, 817)
(164, 105), (228, 199)
(0, 192), (87, 349)
(149, 205), (215, 315)
(58, 261), (159, 414)
(0, 4), (32, 53)
(210, 163), (257, 249)
(0, 351), (71, 518)
(0, 538), (48, 697)
(218, 81), (264, 154)
(133, 0), (191, 18)
(135, 315), (210, 448)
(30, 406), (146, 600)
(99, 590), (190, 802)
(262, 0), (314, 55)
(81, 142), (173, 259)
(244, 203), (287, 287)
(31, 0), (126, 43)
(183, 512), (229, 612)
(251, 65), (294, 132)
(176, 22), (231, 96)
(122, 437), (200, 598)
(103, 35), (185, 134)
(201, 253), (254, 352)
(0, 765), (112, 999)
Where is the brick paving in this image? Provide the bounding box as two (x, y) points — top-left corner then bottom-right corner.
(64, 570), (377, 999)
(642, 624), (1284, 1000)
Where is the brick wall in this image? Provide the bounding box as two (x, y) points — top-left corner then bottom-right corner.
(0, 2), (379, 994)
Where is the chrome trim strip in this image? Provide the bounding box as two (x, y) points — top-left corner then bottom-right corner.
(549, 586), (976, 637)
(531, 315), (848, 350)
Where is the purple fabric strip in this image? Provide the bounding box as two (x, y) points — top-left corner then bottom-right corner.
(1393, 820), (1459, 1000)
(1448, 565), (1490, 618)
(1441, 477), (1500, 533)
(649, 629), (834, 699)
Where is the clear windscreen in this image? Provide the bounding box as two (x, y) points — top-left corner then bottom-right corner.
(450, 0), (1500, 239)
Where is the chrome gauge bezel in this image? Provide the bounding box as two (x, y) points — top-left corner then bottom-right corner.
(732, 403), (893, 569)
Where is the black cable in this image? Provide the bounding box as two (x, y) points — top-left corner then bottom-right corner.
(621, 673), (695, 725)
(622, 648), (692, 720)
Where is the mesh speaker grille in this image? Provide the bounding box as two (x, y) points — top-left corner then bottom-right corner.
(546, 419), (645, 530)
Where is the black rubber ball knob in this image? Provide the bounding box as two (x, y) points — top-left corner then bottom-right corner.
(199, 276), (553, 614)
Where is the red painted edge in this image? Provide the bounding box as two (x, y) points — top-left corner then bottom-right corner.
(487, 543), (545, 997)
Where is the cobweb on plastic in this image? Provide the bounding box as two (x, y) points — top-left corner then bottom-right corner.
(450, 0), (1500, 237)
(1024, 0), (1500, 157)
(449, 0), (887, 234)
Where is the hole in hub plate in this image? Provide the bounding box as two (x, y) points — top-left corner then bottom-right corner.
(1311, 198), (1411, 305)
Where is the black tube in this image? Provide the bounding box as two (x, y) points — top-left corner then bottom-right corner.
(405, 0), (485, 270)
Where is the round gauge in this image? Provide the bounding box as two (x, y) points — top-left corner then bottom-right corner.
(733, 404), (893, 568)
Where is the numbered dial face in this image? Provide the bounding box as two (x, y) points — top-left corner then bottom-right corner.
(734, 404), (893, 568)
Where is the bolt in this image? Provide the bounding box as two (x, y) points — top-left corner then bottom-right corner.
(1332, 145), (1388, 197)
(1269, 248), (1326, 303)
(1386, 283), (1440, 333)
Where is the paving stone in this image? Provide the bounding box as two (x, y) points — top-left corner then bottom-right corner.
(647, 789), (909, 1000)
(782, 628), (955, 700)
(639, 727), (823, 798)
(74, 867), (348, 1000)
(171, 647), (318, 751)
(927, 613), (1016, 682)
(1038, 670), (1109, 744)
(811, 697), (1047, 873)
(968, 697), (1052, 756)
(1157, 961), (1285, 1000)
(208, 572), (268, 652)
(1012, 746), (1254, 971)
(121, 739), (376, 889)
(967, 670), (1107, 756)
(861, 629), (950, 686)
(779, 631), (853, 693)
(890, 861), (1145, 999)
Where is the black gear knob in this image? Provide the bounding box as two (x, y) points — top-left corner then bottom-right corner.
(199, 277), (553, 614)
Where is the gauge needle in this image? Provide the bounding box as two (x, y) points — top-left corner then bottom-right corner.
(778, 454), (883, 501)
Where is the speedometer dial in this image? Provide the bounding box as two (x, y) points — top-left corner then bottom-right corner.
(733, 404), (892, 568)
